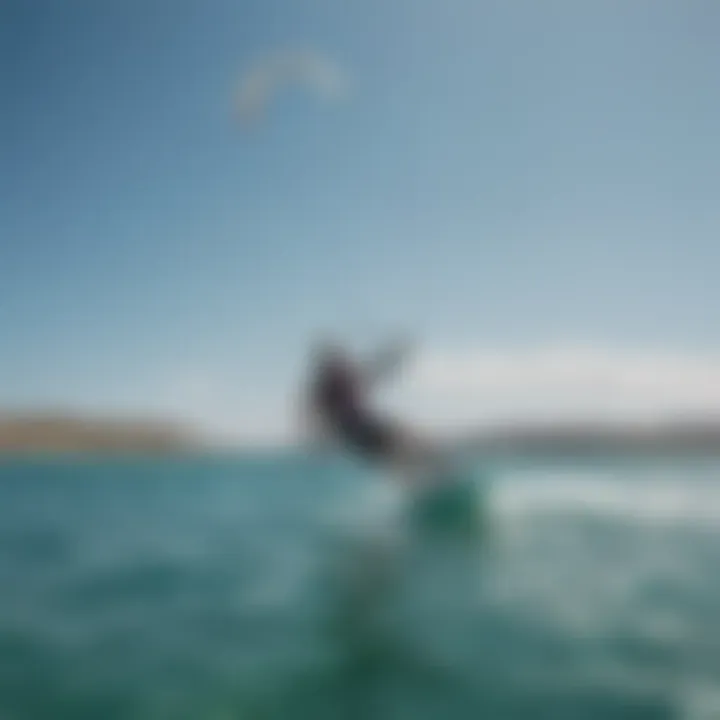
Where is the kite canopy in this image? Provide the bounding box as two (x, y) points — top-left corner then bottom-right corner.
(235, 49), (347, 125)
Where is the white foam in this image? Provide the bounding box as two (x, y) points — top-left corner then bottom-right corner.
(494, 467), (720, 529)
(680, 682), (720, 720)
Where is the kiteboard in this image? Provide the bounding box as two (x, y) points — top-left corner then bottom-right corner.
(405, 462), (487, 537)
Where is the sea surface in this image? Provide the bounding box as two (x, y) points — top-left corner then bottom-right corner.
(0, 453), (719, 719)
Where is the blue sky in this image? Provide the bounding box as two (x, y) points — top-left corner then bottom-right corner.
(3, 0), (719, 439)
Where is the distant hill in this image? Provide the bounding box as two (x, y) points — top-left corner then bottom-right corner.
(466, 419), (720, 456)
(0, 413), (200, 454)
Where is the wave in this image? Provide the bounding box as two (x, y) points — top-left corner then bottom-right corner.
(494, 465), (720, 528)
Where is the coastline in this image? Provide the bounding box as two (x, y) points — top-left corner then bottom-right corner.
(0, 411), (718, 459)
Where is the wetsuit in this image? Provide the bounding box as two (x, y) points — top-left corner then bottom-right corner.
(312, 359), (397, 461)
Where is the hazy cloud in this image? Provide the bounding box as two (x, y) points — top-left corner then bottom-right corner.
(396, 345), (720, 429)
(146, 364), (293, 445)
(101, 345), (720, 444)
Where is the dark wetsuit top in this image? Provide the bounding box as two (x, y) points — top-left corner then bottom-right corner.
(312, 360), (395, 460)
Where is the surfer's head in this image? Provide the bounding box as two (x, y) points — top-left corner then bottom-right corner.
(316, 340), (350, 367)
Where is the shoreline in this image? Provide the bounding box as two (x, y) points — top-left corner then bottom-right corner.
(0, 412), (718, 458)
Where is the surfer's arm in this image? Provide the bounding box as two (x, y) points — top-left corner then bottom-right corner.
(362, 337), (414, 386)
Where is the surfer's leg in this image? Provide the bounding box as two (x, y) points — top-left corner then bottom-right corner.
(387, 428), (457, 488)
(353, 422), (437, 484)
(341, 414), (399, 462)
(339, 413), (444, 486)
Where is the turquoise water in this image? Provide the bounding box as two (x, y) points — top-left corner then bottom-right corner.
(1, 454), (719, 719)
